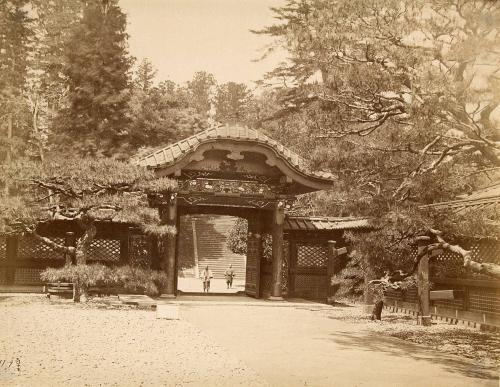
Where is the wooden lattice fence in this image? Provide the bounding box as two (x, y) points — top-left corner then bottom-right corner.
(0, 221), (158, 286)
(384, 238), (500, 324)
(288, 240), (329, 300)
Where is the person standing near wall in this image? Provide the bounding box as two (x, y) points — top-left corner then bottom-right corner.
(200, 265), (213, 292)
(225, 264), (235, 289)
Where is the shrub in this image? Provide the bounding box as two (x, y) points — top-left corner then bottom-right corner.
(41, 264), (113, 289)
(40, 264), (169, 300)
(113, 266), (168, 296)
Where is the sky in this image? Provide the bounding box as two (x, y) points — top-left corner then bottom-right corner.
(119, 0), (287, 87)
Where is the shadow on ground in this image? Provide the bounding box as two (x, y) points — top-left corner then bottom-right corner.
(326, 329), (498, 381)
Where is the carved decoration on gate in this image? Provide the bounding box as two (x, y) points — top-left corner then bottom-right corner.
(181, 196), (208, 205)
(178, 178), (276, 196)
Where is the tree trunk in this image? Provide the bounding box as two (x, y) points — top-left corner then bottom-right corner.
(73, 279), (81, 302)
(75, 220), (97, 265)
(72, 219), (97, 302)
(371, 300), (383, 320)
(4, 113), (13, 196)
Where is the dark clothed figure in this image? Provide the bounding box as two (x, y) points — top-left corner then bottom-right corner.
(225, 264), (235, 289)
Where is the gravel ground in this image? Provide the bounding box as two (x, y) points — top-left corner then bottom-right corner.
(318, 305), (500, 368)
(0, 295), (268, 387)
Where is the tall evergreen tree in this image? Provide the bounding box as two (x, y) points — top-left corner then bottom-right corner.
(59, 0), (132, 155)
(215, 82), (252, 125)
(0, 0), (33, 164)
(27, 0), (82, 160)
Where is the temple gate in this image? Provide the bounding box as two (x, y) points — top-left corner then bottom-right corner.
(134, 125), (334, 299)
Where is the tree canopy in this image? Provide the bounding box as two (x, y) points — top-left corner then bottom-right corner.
(253, 0), (500, 281)
(0, 155), (176, 264)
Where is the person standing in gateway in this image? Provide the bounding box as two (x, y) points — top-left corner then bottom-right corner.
(225, 264), (235, 289)
(200, 265), (213, 292)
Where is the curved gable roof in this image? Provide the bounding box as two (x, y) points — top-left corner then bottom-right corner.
(133, 125), (334, 190)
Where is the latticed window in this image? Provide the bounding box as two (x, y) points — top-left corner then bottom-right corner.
(87, 239), (120, 261)
(297, 243), (328, 268)
(14, 268), (44, 284)
(18, 236), (65, 260)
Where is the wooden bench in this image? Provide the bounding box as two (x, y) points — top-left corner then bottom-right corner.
(44, 282), (73, 298)
(44, 283), (127, 298)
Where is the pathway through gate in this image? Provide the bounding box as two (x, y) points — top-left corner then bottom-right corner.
(177, 214), (246, 294)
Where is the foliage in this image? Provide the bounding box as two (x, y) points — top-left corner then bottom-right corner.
(0, 154), (177, 270)
(226, 218), (248, 255)
(330, 253), (365, 301)
(1, 154), (176, 231)
(126, 61), (207, 153)
(113, 265), (168, 296)
(253, 0), (500, 292)
(186, 71), (217, 117)
(215, 82), (252, 124)
(226, 218), (272, 259)
(40, 264), (169, 297)
(41, 263), (113, 288)
(56, 0), (133, 155)
(0, 0), (33, 162)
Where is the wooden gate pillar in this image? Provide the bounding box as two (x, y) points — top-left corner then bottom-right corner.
(245, 213), (263, 298)
(270, 201), (285, 301)
(159, 193), (178, 297)
(327, 241), (338, 303)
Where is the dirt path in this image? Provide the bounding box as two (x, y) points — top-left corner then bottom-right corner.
(0, 296), (267, 387)
(1, 295), (498, 387)
(180, 303), (499, 387)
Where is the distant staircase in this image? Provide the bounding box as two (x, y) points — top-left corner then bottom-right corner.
(177, 215), (246, 280)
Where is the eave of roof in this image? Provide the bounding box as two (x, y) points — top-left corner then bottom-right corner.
(421, 194), (500, 210)
(284, 216), (372, 231)
(132, 125), (334, 183)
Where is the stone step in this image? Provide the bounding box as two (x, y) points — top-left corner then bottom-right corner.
(178, 214), (247, 279)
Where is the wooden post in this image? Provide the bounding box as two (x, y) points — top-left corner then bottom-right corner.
(5, 235), (17, 285)
(150, 235), (160, 270)
(119, 227), (132, 265)
(417, 239), (431, 326)
(64, 232), (76, 265)
(327, 241), (337, 303)
(288, 240), (297, 296)
(159, 193), (177, 297)
(269, 201), (285, 301)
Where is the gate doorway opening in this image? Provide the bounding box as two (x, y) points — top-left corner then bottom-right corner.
(176, 214), (247, 294)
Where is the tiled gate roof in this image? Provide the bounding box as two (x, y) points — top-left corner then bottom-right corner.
(133, 125), (334, 181)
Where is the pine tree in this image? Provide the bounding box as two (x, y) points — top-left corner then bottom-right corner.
(60, 0), (133, 155)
